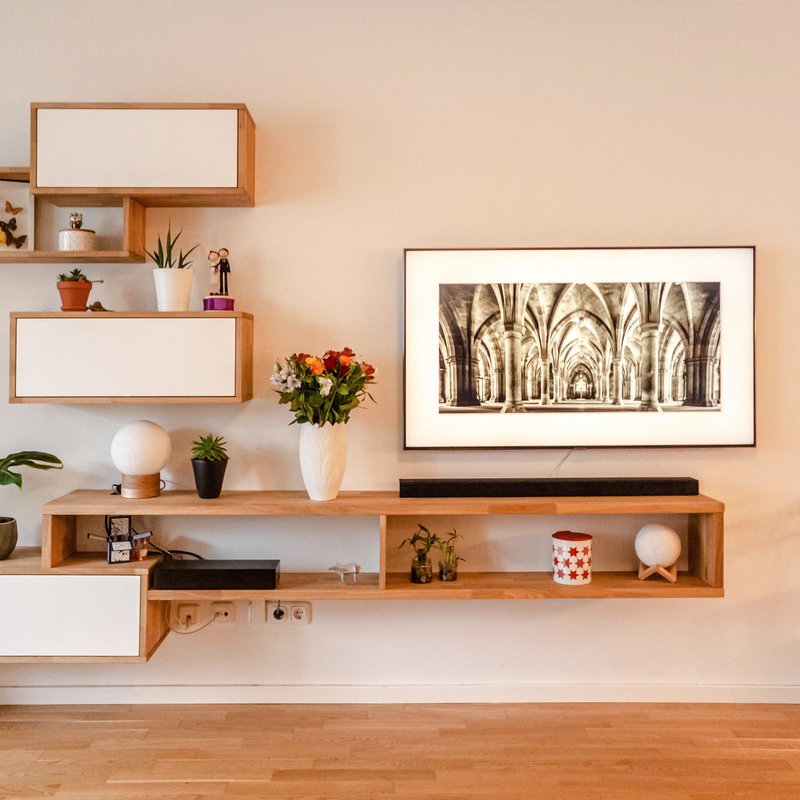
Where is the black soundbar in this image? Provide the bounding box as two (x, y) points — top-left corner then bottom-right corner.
(152, 559), (280, 590)
(398, 477), (699, 498)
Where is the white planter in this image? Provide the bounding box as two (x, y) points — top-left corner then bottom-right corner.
(153, 268), (193, 311)
(298, 423), (347, 501)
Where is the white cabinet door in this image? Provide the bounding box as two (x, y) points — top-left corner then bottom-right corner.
(13, 316), (238, 400)
(35, 107), (239, 189)
(0, 575), (140, 657)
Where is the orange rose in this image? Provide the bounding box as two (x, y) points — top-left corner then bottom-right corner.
(305, 357), (324, 375)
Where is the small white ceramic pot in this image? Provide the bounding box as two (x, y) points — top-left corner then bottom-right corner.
(153, 268), (193, 312)
(58, 228), (96, 251)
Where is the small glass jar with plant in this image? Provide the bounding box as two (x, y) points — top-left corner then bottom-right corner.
(190, 434), (229, 499)
(399, 523), (441, 584)
(436, 528), (464, 582)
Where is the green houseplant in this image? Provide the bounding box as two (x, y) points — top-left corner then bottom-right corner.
(436, 528), (464, 582)
(399, 523), (441, 584)
(190, 434), (229, 499)
(56, 268), (93, 311)
(146, 224), (199, 312)
(0, 450), (63, 560)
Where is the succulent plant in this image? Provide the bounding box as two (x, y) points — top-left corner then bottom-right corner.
(190, 434), (229, 462)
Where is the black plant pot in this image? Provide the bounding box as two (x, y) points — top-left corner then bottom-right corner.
(191, 459), (228, 499)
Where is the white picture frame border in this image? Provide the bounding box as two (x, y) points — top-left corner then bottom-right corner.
(404, 246), (755, 449)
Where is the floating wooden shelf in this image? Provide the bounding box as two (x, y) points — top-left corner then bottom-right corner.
(0, 183), (146, 263)
(31, 103), (255, 207)
(11, 312), (254, 404)
(0, 167), (31, 182)
(0, 490), (723, 662)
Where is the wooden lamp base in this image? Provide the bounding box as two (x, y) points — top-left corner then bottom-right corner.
(638, 560), (678, 583)
(120, 473), (162, 499)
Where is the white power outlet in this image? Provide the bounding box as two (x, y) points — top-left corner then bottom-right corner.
(290, 603), (311, 624)
(211, 601), (235, 623)
(176, 603), (200, 627)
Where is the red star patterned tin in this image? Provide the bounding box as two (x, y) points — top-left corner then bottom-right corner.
(552, 530), (593, 585)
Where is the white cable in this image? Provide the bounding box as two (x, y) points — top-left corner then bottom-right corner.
(165, 605), (221, 635)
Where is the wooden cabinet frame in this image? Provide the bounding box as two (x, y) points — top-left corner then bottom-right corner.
(0, 102), (255, 264)
(9, 312), (254, 404)
(31, 103), (255, 207)
(40, 490), (724, 598)
(0, 491), (724, 663)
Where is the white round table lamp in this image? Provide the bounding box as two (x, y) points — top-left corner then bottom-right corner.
(635, 523), (681, 583)
(110, 420), (172, 499)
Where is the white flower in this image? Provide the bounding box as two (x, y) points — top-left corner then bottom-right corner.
(269, 372), (287, 392)
(287, 373), (301, 391)
(318, 376), (333, 397)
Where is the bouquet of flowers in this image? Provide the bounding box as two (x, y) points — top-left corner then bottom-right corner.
(270, 347), (376, 426)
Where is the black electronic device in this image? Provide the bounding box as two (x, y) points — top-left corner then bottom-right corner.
(398, 477), (699, 498)
(151, 559), (280, 590)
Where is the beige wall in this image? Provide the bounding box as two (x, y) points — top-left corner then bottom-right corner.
(1, 0), (797, 702)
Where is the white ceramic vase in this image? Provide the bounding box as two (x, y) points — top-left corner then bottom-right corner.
(153, 268), (193, 311)
(299, 423), (347, 501)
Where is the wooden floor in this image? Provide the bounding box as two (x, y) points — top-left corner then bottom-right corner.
(1, 703), (799, 799)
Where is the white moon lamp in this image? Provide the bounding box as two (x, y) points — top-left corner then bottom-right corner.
(110, 420), (172, 499)
(635, 523), (681, 583)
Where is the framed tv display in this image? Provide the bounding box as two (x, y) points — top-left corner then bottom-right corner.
(404, 246), (755, 449)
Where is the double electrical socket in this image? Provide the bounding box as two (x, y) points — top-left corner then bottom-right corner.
(249, 601), (312, 624)
(174, 601), (235, 628)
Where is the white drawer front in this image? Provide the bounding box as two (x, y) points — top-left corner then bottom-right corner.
(36, 108), (239, 189)
(0, 575), (140, 657)
(15, 317), (237, 398)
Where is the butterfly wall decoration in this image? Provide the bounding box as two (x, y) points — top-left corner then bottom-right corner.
(0, 180), (33, 250)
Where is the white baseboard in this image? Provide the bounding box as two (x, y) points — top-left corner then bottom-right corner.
(1, 683), (799, 705)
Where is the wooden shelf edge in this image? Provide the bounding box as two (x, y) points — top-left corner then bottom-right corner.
(41, 489), (725, 517)
(146, 571), (723, 601)
(12, 395), (245, 405)
(0, 654), (148, 663)
(0, 166), (31, 182)
(32, 188), (254, 208)
(0, 250), (145, 263)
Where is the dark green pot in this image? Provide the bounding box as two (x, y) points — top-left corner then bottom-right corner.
(0, 517), (18, 560)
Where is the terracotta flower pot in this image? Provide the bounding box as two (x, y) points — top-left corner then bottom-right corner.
(57, 280), (92, 311)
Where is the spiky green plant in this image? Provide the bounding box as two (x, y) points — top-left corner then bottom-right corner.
(0, 451), (63, 489)
(190, 434), (229, 462)
(57, 268), (89, 282)
(146, 223), (198, 269)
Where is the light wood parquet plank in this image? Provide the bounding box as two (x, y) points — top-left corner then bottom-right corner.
(1, 703), (799, 800)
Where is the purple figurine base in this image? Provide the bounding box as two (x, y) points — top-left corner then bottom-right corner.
(203, 296), (235, 311)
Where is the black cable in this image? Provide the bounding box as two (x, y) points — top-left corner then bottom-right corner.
(103, 516), (204, 560)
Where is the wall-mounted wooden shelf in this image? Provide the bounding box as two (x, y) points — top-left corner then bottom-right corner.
(0, 179), (145, 263)
(31, 103), (255, 207)
(10, 312), (254, 404)
(0, 490), (723, 662)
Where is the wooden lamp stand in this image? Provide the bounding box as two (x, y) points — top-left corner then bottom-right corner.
(637, 561), (678, 583)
